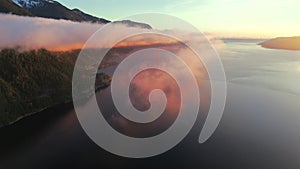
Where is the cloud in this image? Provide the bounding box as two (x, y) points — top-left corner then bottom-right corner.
(0, 13), (104, 51)
(0, 13), (224, 51)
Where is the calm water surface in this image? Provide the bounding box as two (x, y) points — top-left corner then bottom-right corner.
(1, 40), (300, 169)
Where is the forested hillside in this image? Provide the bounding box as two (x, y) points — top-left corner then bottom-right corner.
(0, 48), (110, 126)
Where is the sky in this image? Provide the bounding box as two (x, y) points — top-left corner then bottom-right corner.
(59, 0), (299, 38)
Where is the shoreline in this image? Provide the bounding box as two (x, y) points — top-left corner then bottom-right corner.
(259, 44), (300, 51)
(259, 37), (300, 51)
(0, 84), (110, 129)
(0, 100), (73, 129)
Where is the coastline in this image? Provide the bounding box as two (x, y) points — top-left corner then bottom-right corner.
(259, 37), (300, 51)
(0, 84), (110, 129)
(260, 44), (300, 51)
(0, 100), (73, 129)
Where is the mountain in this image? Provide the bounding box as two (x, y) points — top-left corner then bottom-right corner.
(0, 0), (110, 23)
(71, 8), (110, 24)
(113, 20), (152, 29)
(0, 0), (33, 16)
(259, 36), (300, 50)
(0, 0), (152, 28)
(12, 0), (48, 8)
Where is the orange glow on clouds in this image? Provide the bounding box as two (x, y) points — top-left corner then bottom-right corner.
(49, 43), (85, 51)
(0, 13), (224, 52)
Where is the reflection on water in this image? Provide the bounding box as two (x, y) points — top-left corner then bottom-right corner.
(222, 40), (300, 96)
(98, 69), (183, 138)
(0, 40), (300, 169)
(95, 40), (211, 138)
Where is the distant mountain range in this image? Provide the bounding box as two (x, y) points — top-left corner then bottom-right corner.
(0, 0), (152, 29)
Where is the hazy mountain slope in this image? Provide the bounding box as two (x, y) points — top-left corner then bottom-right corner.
(113, 20), (152, 29)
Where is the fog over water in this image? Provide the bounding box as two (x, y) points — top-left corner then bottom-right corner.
(0, 40), (300, 169)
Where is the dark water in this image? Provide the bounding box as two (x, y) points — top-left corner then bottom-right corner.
(1, 41), (300, 169)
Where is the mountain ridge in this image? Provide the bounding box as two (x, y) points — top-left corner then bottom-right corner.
(0, 0), (152, 28)
(0, 0), (33, 16)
